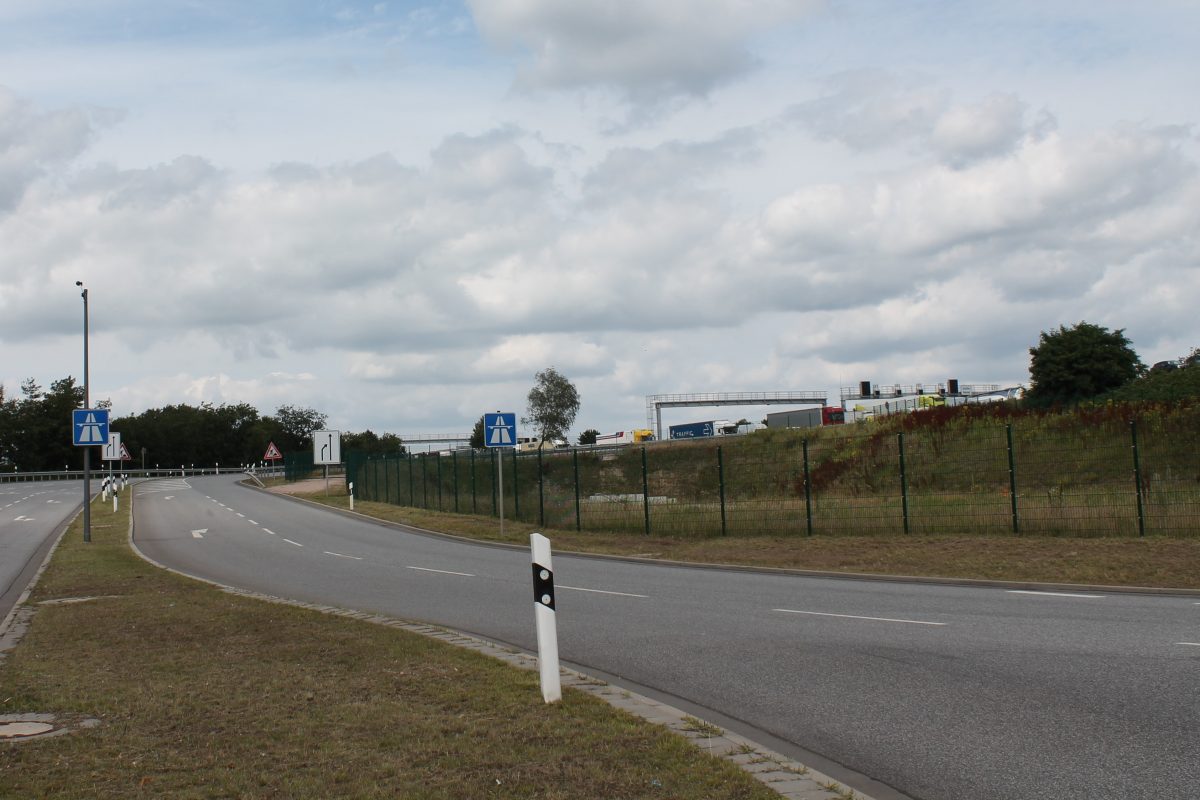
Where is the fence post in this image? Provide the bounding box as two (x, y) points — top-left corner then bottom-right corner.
(408, 453), (414, 507)
(384, 458), (390, 505)
(437, 453), (443, 511)
(573, 448), (581, 532)
(898, 432), (910, 535)
(802, 438), (813, 537)
(717, 445), (727, 536)
(471, 449), (477, 514)
(537, 447), (545, 527)
(374, 456), (380, 501)
(641, 446), (651, 536)
(453, 451), (459, 513)
(1131, 420), (1146, 537)
(512, 448), (520, 520)
(1006, 424), (1020, 534)
(421, 454), (428, 509)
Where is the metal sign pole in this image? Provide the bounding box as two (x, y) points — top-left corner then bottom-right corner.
(498, 446), (504, 538)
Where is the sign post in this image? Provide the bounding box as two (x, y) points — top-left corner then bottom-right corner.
(313, 430), (342, 495)
(484, 412), (517, 537)
(72, 408), (109, 543)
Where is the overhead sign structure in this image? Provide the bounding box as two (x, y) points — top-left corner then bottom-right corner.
(313, 430), (341, 465)
(102, 432), (123, 462)
(72, 409), (110, 446)
(263, 441), (283, 461)
(485, 413), (517, 448)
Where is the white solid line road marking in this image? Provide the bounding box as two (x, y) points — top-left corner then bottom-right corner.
(283, 538), (303, 547)
(1178, 642), (1200, 647)
(407, 566), (475, 578)
(774, 609), (947, 626)
(263, 528), (275, 535)
(1007, 590), (1106, 599)
(324, 551), (363, 560)
(558, 584), (648, 598)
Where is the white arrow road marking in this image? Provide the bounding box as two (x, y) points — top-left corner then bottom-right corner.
(164, 496), (174, 500)
(774, 609), (947, 626)
(558, 585), (648, 598)
(14, 515), (34, 521)
(324, 551), (363, 560)
(283, 538), (303, 547)
(1007, 590), (1106, 599)
(191, 529), (207, 538)
(407, 566), (475, 577)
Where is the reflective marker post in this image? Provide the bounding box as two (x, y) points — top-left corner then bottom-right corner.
(530, 533), (561, 704)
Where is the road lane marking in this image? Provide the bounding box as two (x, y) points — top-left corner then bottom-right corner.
(283, 538), (304, 547)
(262, 528), (275, 535)
(324, 551), (363, 560)
(191, 529), (206, 538)
(236, 513), (245, 518)
(248, 520), (258, 525)
(1007, 590), (1105, 599)
(774, 609), (947, 626)
(558, 585), (648, 598)
(407, 566), (475, 578)
(1178, 642), (1200, 647)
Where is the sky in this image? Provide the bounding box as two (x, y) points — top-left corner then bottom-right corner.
(2, 0), (1198, 444)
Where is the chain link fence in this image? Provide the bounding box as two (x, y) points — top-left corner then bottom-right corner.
(346, 410), (1200, 538)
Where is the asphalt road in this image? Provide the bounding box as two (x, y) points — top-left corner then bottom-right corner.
(1, 480), (87, 622)
(133, 475), (1200, 800)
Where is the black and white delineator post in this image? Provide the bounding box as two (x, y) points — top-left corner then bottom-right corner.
(348, 482), (355, 511)
(530, 533), (561, 704)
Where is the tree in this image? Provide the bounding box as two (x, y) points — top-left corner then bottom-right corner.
(578, 428), (599, 446)
(469, 415), (486, 449)
(1026, 322), (1144, 406)
(522, 367), (580, 443)
(272, 404), (328, 451)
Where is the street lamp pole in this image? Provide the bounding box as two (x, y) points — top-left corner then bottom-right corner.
(77, 281), (92, 543)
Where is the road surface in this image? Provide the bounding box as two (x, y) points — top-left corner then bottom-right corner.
(1, 481), (86, 623)
(132, 475), (1200, 800)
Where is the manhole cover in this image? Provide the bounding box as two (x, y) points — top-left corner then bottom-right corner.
(0, 721), (55, 739)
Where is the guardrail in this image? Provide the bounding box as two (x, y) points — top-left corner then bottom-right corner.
(0, 466), (264, 483)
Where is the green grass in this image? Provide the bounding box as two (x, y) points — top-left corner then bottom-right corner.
(0, 490), (780, 799)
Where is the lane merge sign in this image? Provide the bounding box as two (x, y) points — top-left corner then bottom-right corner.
(313, 430), (341, 465)
(72, 409), (110, 446)
(485, 413), (517, 448)
(103, 432), (123, 461)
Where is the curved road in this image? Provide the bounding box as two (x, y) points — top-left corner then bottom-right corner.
(1, 481), (86, 623)
(133, 475), (1200, 800)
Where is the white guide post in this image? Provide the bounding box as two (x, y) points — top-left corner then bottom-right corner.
(348, 481), (355, 511)
(530, 533), (561, 703)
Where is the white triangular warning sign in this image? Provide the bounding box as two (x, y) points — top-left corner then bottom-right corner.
(264, 442), (283, 460)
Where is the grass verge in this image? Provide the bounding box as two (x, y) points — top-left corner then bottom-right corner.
(0, 490), (779, 799)
(300, 489), (1200, 590)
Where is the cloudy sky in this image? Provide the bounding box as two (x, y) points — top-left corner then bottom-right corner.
(2, 1), (1198, 442)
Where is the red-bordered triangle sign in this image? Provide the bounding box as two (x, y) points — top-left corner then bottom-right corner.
(264, 442), (283, 461)
(120, 443), (133, 461)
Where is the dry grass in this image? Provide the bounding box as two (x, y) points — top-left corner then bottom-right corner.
(0, 491), (778, 799)
(307, 493), (1200, 590)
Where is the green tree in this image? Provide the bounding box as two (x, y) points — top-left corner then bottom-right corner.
(469, 415), (486, 449)
(272, 405), (328, 451)
(577, 428), (599, 445)
(1026, 322), (1145, 407)
(522, 367), (580, 443)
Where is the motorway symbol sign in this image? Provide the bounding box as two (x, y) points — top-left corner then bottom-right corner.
(72, 409), (109, 446)
(313, 430), (341, 465)
(485, 412), (517, 448)
(103, 432), (123, 461)
(263, 442), (283, 461)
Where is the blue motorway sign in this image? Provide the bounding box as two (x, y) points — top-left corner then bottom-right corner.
(484, 412), (517, 448)
(72, 408), (110, 446)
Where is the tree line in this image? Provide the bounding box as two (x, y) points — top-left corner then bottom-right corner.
(0, 376), (403, 473)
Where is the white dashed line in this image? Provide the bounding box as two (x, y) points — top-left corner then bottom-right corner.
(248, 520), (258, 525)
(1007, 590), (1105, 599)
(407, 566), (475, 578)
(774, 609), (947, 626)
(236, 513), (245, 518)
(262, 529), (276, 535)
(283, 538), (303, 547)
(324, 551), (363, 560)
(558, 585), (648, 598)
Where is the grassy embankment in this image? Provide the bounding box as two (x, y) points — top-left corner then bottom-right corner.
(0, 490), (783, 799)
(325, 398), (1200, 589)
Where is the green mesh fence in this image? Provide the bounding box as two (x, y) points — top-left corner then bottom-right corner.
(343, 411), (1200, 538)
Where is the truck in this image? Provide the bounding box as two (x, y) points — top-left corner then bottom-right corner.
(668, 419), (736, 440)
(764, 407), (846, 429)
(594, 429), (656, 446)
